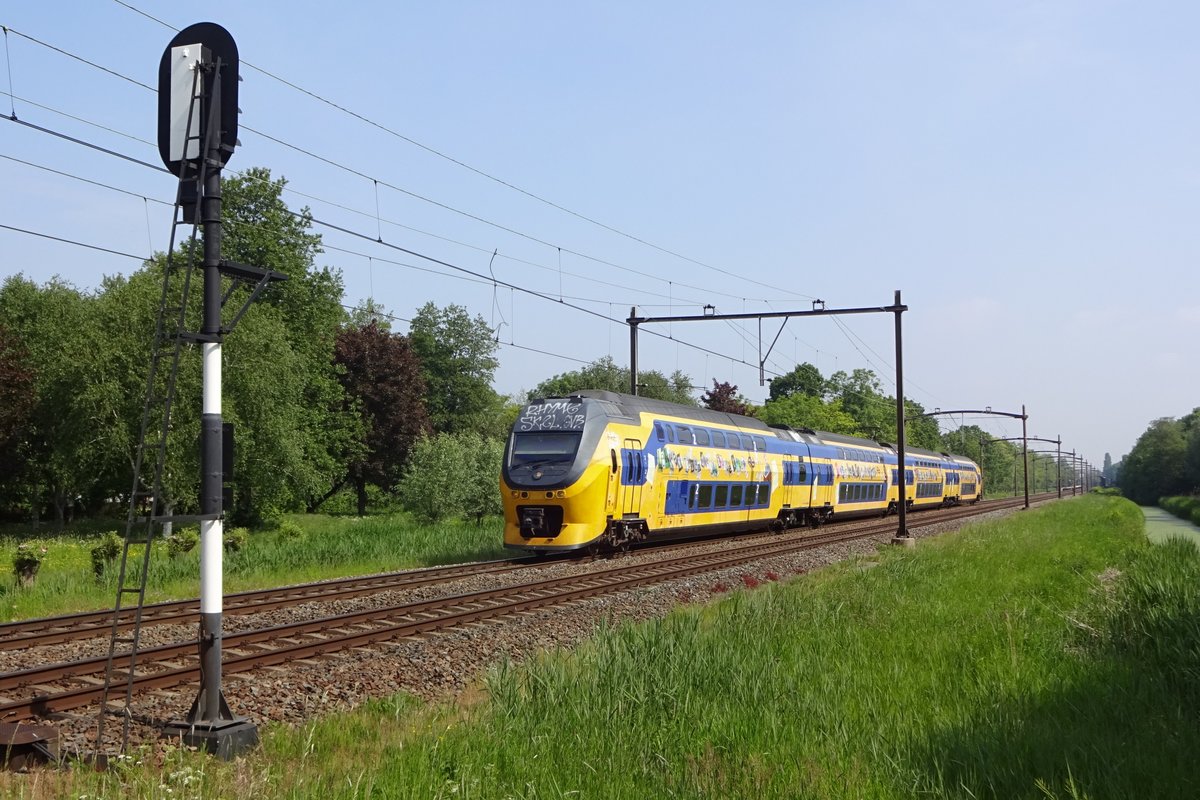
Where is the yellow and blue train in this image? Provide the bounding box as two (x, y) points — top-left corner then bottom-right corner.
(502, 390), (982, 552)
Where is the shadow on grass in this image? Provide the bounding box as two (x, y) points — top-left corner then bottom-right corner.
(911, 629), (1200, 798)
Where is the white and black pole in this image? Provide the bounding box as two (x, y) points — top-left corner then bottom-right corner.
(198, 131), (225, 726)
(158, 22), (257, 759)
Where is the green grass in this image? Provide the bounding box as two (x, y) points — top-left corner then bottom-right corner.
(0, 513), (507, 621)
(8, 495), (1200, 799)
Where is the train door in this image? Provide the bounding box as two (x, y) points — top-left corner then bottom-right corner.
(782, 455), (801, 519)
(621, 438), (645, 517)
(606, 447), (619, 516)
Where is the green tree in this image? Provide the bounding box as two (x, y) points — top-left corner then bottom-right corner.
(1118, 417), (1189, 505)
(221, 169), (357, 518)
(1181, 408), (1200, 493)
(0, 324), (36, 515)
(409, 303), (502, 436)
(531, 356), (697, 406)
(461, 434), (505, 525)
(769, 362), (824, 401)
(399, 433), (468, 523)
(0, 276), (113, 525)
(903, 400), (944, 450)
(759, 393), (859, 434)
(824, 368), (897, 439)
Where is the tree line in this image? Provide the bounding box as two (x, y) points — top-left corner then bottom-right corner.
(1116, 409), (1200, 505)
(0, 167), (1040, 527)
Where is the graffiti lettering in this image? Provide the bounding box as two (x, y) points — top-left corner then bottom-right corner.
(517, 402), (586, 432)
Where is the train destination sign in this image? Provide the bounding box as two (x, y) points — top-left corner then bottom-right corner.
(516, 400), (587, 432)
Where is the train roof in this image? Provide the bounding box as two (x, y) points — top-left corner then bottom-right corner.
(555, 390), (978, 466)
(569, 390), (776, 432)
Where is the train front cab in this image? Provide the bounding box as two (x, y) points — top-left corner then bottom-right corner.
(502, 398), (621, 552)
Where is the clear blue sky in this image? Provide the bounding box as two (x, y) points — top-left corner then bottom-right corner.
(2, 1), (1197, 468)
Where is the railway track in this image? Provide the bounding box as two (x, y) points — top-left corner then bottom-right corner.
(0, 494), (1041, 650)
(0, 494), (1045, 724)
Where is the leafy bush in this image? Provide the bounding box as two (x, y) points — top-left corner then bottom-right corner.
(1160, 495), (1200, 524)
(399, 432), (503, 524)
(14, 542), (46, 573)
(90, 532), (122, 578)
(224, 527), (249, 553)
(277, 519), (304, 542)
(166, 526), (200, 558)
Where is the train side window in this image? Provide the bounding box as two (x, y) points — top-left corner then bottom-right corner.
(753, 436), (766, 451)
(728, 433), (742, 449)
(730, 485), (743, 506)
(745, 484), (756, 505)
(758, 484), (770, 505)
(698, 484), (713, 508)
(689, 485), (699, 509)
(712, 431), (726, 448)
(654, 423), (664, 441)
(677, 426), (692, 445)
(799, 464), (807, 483)
(695, 429), (711, 447)
(715, 485), (729, 507)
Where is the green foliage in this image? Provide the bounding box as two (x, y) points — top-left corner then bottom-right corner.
(0, 275), (117, 524)
(0, 514), (506, 621)
(759, 391), (859, 433)
(409, 303), (502, 436)
(224, 527), (249, 553)
(277, 519), (304, 542)
(166, 527), (200, 559)
(1096, 536), (1200, 694)
(1159, 495), (1200, 525)
(768, 361), (824, 400)
(90, 531), (122, 577)
(460, 436), (505, 525)
(399, 432), (505, 524)
(1120, 416), (1194, 504)
(13, 542), (45, 573)
(532, 355), (696, 406)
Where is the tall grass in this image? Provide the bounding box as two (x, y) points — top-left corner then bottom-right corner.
(0, 513), (506, 620)
(1159, 494), (1200, 526)
(11, 496), (1200, 799)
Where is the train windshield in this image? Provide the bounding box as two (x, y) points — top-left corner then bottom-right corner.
(510, 432), (582, 467)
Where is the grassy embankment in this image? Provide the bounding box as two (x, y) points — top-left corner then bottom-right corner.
(10, 494), (1200, 799)
(0, 514), (507, 621)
